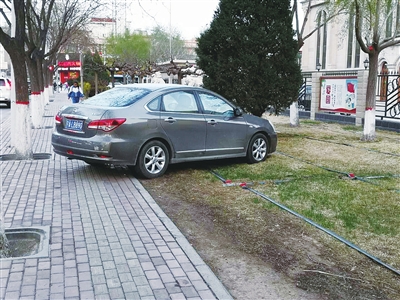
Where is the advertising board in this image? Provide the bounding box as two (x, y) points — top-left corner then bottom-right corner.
(320, 76), (357, 113)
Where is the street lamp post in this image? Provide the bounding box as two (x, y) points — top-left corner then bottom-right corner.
(363, 59), (369, 70)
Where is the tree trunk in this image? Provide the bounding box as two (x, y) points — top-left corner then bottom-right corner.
(95, 72), (98, 94)
(10, 49), (32, 159)
(362, 52), (379, 141)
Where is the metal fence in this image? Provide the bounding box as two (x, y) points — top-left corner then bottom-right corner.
(376, 72), (400, 119)
(298, 71), (400, 121)
(297, 73), (312, 111)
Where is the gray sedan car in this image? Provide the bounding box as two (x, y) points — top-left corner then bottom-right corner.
(52, 84), (277, 178)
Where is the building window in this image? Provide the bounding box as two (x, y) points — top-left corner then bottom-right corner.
(355, 43), (361, 68)
(347, 12), (354, 68)
(386, 3), (393, 38)
(396, 2), (400, 34)
(316, 11), (327, 69)
(347, 10), (361, 68)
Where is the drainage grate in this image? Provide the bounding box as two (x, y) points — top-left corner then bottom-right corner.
(0, 153), (52, 161)
(3, 226), (50, 260)
(33, 153), (52, 160)
(35, 126), (54, 129)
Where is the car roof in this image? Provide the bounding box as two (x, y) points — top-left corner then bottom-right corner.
(115, 83), (203, 93)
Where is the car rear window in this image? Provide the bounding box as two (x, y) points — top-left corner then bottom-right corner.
(0, 79), (5, 86)
(82, 87), (152, 107)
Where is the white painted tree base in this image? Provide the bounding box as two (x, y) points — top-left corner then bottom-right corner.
(289, 102), (299, 127)
(362, 109), (376, 141)
(11, 104), (33, 159)
(31, 93), (44, 129)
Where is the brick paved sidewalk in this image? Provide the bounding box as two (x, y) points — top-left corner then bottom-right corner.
(0, 91), (233, 300)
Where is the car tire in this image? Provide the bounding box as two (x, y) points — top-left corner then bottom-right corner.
(134, 140), (169, 179)
(246, 133), (268, 164)
(6, 102), (10, 108)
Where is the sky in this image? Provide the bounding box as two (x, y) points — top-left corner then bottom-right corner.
(113, 0), (220, 40)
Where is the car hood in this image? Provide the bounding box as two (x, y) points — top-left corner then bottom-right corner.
(243, 113), (275, 132)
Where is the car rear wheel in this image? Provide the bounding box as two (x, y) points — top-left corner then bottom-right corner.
(247, 133), (268, 163)
(134, 140), (169, 179)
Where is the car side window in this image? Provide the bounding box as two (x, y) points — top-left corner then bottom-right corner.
(0, 80), (5, 86)
(147, 96), (161, 111)
(198, 93), (233, 116)
(162, 92), (198, 113)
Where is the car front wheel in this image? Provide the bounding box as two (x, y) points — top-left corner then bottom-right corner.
(247, 133), (268, 163)
(134, 140), (169, 179)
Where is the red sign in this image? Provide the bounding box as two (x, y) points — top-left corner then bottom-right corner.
(58, 61), (80, 67)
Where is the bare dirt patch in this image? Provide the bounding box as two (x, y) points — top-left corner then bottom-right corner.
(140, 117), (400, 300)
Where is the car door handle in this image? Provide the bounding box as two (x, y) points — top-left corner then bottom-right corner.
(208, 120), (217, 125)
(164, 117), (176, 123)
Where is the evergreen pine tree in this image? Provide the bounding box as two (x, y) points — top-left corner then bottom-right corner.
(196, 0), (302, 116)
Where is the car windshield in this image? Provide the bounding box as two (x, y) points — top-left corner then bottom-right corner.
(82, 87), (152, 107)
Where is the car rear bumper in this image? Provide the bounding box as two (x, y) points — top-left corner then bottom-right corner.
(51, 132), (140, 165)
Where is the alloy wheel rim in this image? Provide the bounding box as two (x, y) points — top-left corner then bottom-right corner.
(252, 138), (266, 161)
(144, 146), (166, 174)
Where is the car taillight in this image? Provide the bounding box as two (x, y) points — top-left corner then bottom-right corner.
(87, 118), (126, 132)
(55, 113), (62, 124)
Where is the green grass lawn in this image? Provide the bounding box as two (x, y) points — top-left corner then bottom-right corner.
(211, 118), (400, 268)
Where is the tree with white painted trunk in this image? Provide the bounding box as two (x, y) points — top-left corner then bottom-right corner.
(0, 0), (103, 159)
(290, 0), (345, 127)
(332, 0), (400, 141)
(0, 0), (32, 159)
(25, 0), (102, 129)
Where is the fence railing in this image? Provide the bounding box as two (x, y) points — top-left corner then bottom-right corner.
(297, 75), (312, 111)
(376, 72), (400, 119)
(298, 71), (400, 121)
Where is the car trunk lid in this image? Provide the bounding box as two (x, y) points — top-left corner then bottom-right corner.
(56, 106), (108, 138)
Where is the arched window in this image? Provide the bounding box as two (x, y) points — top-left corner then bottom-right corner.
(316, 10), (327, 69)
(379, 62), (389, 102)
(347, 10), (361, 68)
(347, 12), (354, 68)
(386, 3), (393, 38)
(396, 2), (400, 34)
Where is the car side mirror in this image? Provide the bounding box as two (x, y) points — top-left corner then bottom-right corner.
(234, 107), (243, 116)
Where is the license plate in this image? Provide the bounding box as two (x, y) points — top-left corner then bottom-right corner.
(65, 119), (83, 131)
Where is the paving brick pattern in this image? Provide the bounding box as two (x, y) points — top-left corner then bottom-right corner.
(0, 91), (232, 300)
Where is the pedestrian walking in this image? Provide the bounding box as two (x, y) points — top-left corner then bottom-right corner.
(68, 81), (84, 103)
